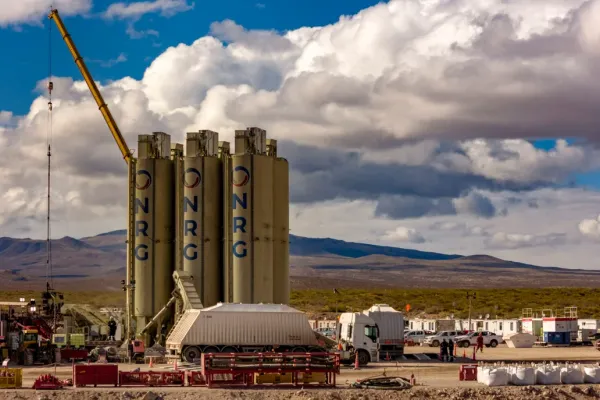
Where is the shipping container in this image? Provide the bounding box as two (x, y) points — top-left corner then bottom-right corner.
(542, 318), (577, 333)
(543, 331), (570, 345)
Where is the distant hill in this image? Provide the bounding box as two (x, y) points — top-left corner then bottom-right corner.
(3, 230), (600, 291)
(288, 234), (461, 260)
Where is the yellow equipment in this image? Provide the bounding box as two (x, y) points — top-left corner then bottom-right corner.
(47, 9), (132, 163)
(0, 369), (23, 389)
(48, 8), (136, 341)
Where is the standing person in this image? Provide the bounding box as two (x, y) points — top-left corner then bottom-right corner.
(107, 317), (117, 341)
(476, 332), (484, 353)
(448, 339), (455, 362)
(440, 339), (449, 362)
(127, 339), (134, 364)
(160, 323), (168, 345)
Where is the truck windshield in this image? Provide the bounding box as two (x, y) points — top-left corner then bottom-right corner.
(364, 326), (378, 342)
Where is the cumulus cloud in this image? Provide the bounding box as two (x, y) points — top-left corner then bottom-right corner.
(578, 215), (600, 239)
(3, 0), (600, 271)
(382, 227), (426, 244)
(0, 0), (91, 27)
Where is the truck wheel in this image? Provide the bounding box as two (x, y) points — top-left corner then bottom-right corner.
(462, 341), (470, 348)
(220, 346), (237, 354)
(357, 350), (370, 366)
(204, 346), (219, 355)
(292, 347), (307, 353)
(183, 346), (201, 363)
(490, 340), (498, 348)
(432, 340), (440, 347)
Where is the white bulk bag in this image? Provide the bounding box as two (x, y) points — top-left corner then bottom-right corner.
(583, 366), (600, 384)
(510, 367), (535, 386)
(561, 366), (584, 384)
(481, 367), (509, 386)
(477, 367), (487, 384)
(536, 366), (561, 385)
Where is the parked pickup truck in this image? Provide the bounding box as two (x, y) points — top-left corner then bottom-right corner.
(404, 330), (427, 344)
(453, 331), (502, 348)
(422, 331), (462, 347)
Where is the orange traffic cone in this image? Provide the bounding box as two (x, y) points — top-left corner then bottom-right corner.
(472, 345), (476, 361)
(463, 349), (466, 359)
(385, 352), (391, 361)
(354, 352), (360, 370)
(149, 357), (154, 368)
(410, 373), (416, 385)
(174, 359), (178, 371)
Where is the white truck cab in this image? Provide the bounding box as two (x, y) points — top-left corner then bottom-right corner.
(337, 312), (379, 365)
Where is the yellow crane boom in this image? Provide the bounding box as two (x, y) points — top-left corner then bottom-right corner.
(48, 8), (132, 164)
(48, 8), (136, 342)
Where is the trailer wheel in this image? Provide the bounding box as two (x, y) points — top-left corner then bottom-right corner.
(183, 346), (201, 363)
(292, 347), (307, 353)
(220, 346), (237, 354)
(203, 346), (220, 355)
(357, 349), (370, 366)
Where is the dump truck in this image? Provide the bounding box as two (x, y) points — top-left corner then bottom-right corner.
(165, 303), (364, 364)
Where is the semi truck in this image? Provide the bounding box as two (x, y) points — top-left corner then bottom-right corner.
(363, 304), (404, 360)
(165, 303), (368, 365)
(337, 304), (405, 363)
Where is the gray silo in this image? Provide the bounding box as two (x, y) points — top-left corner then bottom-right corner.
(182, 130), (222, 307)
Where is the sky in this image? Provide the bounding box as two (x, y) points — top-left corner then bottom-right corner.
(2, 0), (600, 269)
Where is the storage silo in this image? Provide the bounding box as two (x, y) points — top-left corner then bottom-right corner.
(219, 141), (233, 303)
(182, 130), (222, 307)
(231, 128), (274, 304)
(134, 132), (175, 335)
(267, 139), (290, 304)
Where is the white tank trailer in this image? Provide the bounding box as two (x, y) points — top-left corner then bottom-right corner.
(166, 303), (352, 363)
(363, 304), (405, 360)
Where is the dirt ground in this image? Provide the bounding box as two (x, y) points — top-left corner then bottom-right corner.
(2, 345), (600, 399)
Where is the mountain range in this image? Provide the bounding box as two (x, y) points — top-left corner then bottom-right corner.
(2, 230), (600, 291)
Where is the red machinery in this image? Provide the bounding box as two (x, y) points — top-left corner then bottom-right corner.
(32, 374), (63, 390)
(459, 364), (478, 381)
(118, 371), (185, 387)
(201, 352), (340, 388)
(73, 364), (119, 387)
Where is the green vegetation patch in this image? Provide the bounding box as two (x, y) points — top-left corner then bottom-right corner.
(4, 288), (600, 319)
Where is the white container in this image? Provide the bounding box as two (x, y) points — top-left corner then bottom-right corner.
(543, 318), (576, 333)
(510, 367), (535, 386)
(480, 367), (509, 387)
(504, 333), (536, 348)
(583, 366), (600, 384)
(561, 366), (584, 384)
(167, 303), (320, 352)
(536, 366), (561, 385)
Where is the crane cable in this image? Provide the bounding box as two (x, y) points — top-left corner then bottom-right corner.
(46, 7), (54, 289)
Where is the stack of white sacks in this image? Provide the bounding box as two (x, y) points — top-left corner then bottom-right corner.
(477, 363), (600, 386)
